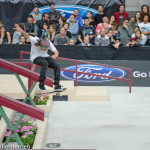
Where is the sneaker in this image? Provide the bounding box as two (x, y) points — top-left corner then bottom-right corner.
(54, 84), (63, 92)
(39, 82), (46, 91)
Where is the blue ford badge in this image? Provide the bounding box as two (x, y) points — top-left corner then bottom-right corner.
(61, 64), (126, 83)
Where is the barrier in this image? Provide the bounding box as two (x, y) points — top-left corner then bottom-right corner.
(20, 51), (132, 93)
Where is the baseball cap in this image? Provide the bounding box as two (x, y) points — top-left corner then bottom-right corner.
(89, 31), (94, 35)
(130, 38), (136, 41)
(40, 35), (50, 48)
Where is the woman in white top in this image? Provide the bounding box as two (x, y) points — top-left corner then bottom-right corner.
(135, 29), (147, 45)
(13, 24), (62, 92)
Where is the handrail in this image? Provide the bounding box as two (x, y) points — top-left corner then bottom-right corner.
(20, 51), (132, 93)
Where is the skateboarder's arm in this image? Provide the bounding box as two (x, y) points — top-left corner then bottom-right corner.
(51, 50), (59, 59)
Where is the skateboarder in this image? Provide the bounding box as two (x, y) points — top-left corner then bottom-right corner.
(13, 24), (62, 92)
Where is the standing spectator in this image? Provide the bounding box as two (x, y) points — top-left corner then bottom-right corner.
(69, 38), (75, 45)
(94, 5), (106, 25)
(78, 17), (95, 44)
(95, 28), (110, 46)
(138, 14), (150, 37)
(0, 21), (4, 30)
(19, 35), (26, 45)
(57, 17), (67, 34)
(63, 22), (71, 39)
(95, 16), (112, 35)
(25, 15), (37, 36)
(54, 27), (69, 45)
(36, 13), (49, 37)
(67, 14), (79, 43)
(141, 5), (150, 18)
(12, 23), (25, 44)
(42, 23), (49, 37)
(32, 6), (42, 23)
(135, 29), (147, 45)
(48, 25), (56, 43)
(48, 2), (60, 31)
(0, 26), (11, 44)
(130, 12), (141, 30)
(117, 18), (133, 46)
(86, 11), (96, 28)
(78, 36), (93, 46)
(114, 4), (129, 27)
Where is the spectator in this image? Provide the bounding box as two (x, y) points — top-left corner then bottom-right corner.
(0, 26), (11, 44)
(95, 28), (110, 46)
(12, 23), (25, 44)
(141, 5), (150, 18)
(73, 9), (84, 28)
(135, 29), (147, 45)
(42, 23), (49, 37)
(95, 16), (112, 35)
(32, 6), (42, 23)
(117, 18), (133, 46)
(48, 2), (60, 31)
(57, 17), (67, 34)
(94, 5), (106, 25)
(110, 37), (122, 49)
(54, 27), (69, 45)
(78, 36), (93, 46)
(114, 4), (129, 26)
(148, 36), (150, 46)
(88, 31), (95, 45)
(78, 17), (95, 44)
(0, 21), (4, 30)
(109, 15), (118, 31)
(130, 12), (141, 30)
(106, 28), (115, 43)
(126, 38), (142, 47)
(131, 26), (141, 37)
(138, 14), (150, 37)
(25, 15), (37, 36)
(47, 25), (56, 43)
(63, 22), (72, 39)
(19, 35), (26, 45)
(69, 38), (75, 45)
(67, 14), (79, 43)
(86, 11), (96, 28)
(36, 13), (49, 37)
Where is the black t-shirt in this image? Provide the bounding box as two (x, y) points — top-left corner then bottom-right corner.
(78, 26), (95, 40)
(94, 13), (105, 25)
(66, 31), (72, 39)
(90, 20), (97, 29)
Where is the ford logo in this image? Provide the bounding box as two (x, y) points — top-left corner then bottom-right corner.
(61, 64), (126, 83)
(30, 5), (98, 20)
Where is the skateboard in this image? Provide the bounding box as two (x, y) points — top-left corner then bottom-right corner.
(35, 88), (67, 96)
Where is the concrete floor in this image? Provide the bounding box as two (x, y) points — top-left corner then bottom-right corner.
(44, 86), (150, 150)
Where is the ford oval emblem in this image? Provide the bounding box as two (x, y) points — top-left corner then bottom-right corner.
(61, 64), (126, 83)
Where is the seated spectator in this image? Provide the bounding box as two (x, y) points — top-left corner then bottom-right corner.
(48, 2), (60, 31)
(67, 14), (79, 43)
(0, 21), (4, 30)
(126, 38), (142, 47)
(12, 23), (25, 44)
(78, 36), (93, 46)
(69, 38), (75, 45)
(135, 29), (147, 45)
(138, 14), (150, 37)
(95, 16), (112, 35)
(117, 18), (133, 46)
(129, 12), (141, 30)
(141, 5), (150, 18)
(36, 13), (49, 37)
(109, 15), (118, 31)
(110, 37), (122, 49)
(54, 27), (69, 45)
(95, 28), (110, 46)
(42, 23), (49, 37)
(114, 4), (129, 27)
(106, 28), (116, 43)
(57, 17), (67, 34)
(63, 22), (71, 39)
(94, 5), (106, 25)
(0, 26), (11, 44)
(86, 11), (96, 28)
(89, 31), (95, 45)
(47, 25), (56, 43)
(32, 6), (42, 23)
(132, 26), (140, 37)
(78, 17), (95, 44)
(25, 15), (37, 36)
(19, 35), (26, 45)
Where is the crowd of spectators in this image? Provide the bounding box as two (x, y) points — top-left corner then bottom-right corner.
(0, 2), (150, 48)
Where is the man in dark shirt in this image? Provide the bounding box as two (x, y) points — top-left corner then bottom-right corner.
(78, 17), (95, 44)
(94, 5), (106, 25)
